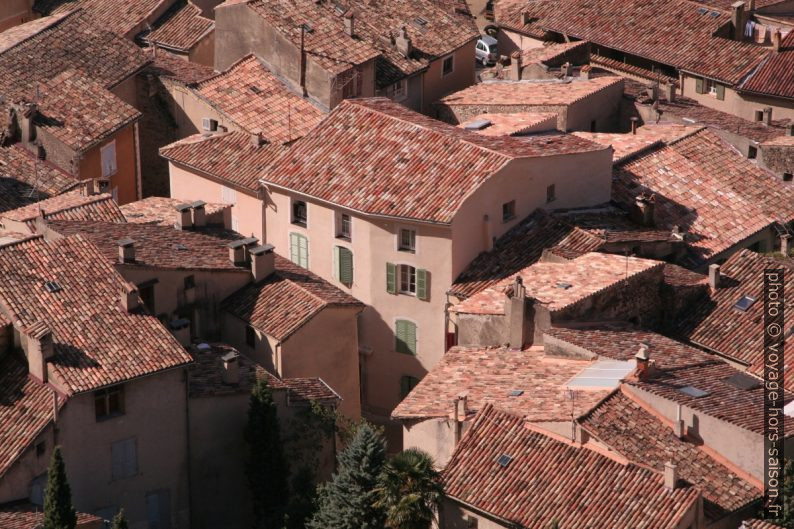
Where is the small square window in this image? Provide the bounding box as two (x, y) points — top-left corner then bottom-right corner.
(546, 184), (556, 204)
(399, 265), (416, 295)
(246, 325), (256, 347)
(502, 200), (516, 222)
(754, 110), (764, 122)
(399, 229), (416, 252)
(184, 275), (196, 290)
(337, 213), (351, 240)
(784, 172), (793, 182)
(748, 146), (757, 159)
(442, 55), (454, 76)
(292, 200), (307, 226)
(95, 385), (125, 421)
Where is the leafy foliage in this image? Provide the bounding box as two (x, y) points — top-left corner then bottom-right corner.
(43, 446), (77, 529)
(374, 448), (444, 529)
(110, 509), (129, 529)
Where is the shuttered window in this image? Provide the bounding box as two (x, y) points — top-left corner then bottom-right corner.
(715, 84), (725, 100)
(111, 438), (137, 480)
(221, 185), (237, 205)
(695, 78), (704, 94)
(386, 262), (397, 294)
(289, 233), (308, 268)
(400, 375), (419, 399)
(100, 140), (117, 178)
(334, 246), (353, 287)
(395, 320), (417, 355)
(416, 269), (429, 301)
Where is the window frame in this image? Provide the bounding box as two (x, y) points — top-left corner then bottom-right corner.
(291, 199), (308, 227)
(398, 228), (416, 253)
(336, 212), (352, 240)
(334, 245), (354, 287)
(546, 184), (556, 204)
(502, 200), (516, 222)
(289, 232), (309, 268)
(100, 140), (117, 178)
(95, 384), (125, 421)
(110, 437), (138, 481)
(398, 264), (417, 295)
(400, 375), (420, 399)
(442, 55), (454, 77)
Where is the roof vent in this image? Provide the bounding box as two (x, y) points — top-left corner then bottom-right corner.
(678, 385), (709, 398)
(464, 119), (492, 131)
(697, 7), (708, 14)
(508, 389), (524, 397)
(725, 372), (761, 390)
(555, 281), (572, 290)
(301, 23), (314, 33)
(414, 16), (428, 26)
(174, 243), (188, 251)
(733, 295), (756, 312)
(44, 281), (62, 293)
(496, 454), (512, 467)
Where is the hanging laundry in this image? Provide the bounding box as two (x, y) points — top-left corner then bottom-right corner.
(745, 20), (756, 38)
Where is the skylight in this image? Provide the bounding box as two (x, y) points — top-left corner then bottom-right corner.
(464, 119), (491, 131)
(556, 282), (572, 290)
(678, 385), (709, 398)
(496, 454), (512, 467)
(725, 372), (761, 391)
(508, 389), (524, 397)
(414, 17), (428, 26)
(44, 281), (62, 293)
(734, 295), (756, 312)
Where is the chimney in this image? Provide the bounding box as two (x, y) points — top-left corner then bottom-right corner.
(748, 0), (756, 10)
(510, 51), (521, 80)
(121, 286), (139, 312)
(664, 461), (679, 490)
(343, 10), (354, 37)
(250, 132), (266, 148)
(579, 64), (591, 80)
(14, 102), (37, 144)
(633, 193), (655, 227)
(635, 343), (650, 367)
(664, 82), (675, 102)
(228, 239), (248, 265)
(708, 264), (721, 289)
(250, 244), (276, 282)
(175, 203), (193, 230)
(82, 179), (95, 196)
(773, 29), (782, 52)
(731, 1), (745, 41)
(673, 404), (686, 438)
(561, 62), (573, 77)
(117, 238), (135, 264)
(507, 276), (527, 349)
(24, 322), (54, 382)
(454, 393), (468, 422)
(522, 11), (532, 25)
(764, 107), (773, 125)
(191, 200), (207, 227)
(781, 234), (791, 256)
(221, 350), (240, 385)
(630, 117), (639, 134)
(396, 26), (412, 58)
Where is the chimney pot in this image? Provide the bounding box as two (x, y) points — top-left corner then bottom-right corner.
(508, 275), (528, 349)
(250, 244), (276, 282)
(343, 10), (354, 37)
(664, 461), (678, 490)
(580, 65), (591, 80)
(630, 117), (639, 134)
(396, 26), (412, 58)
(228, 239), (248, 265)
(250, 132), (266, 148)
(175, 204), (193, 230)
(635, 343), (650, 363)
(510, 51), (521, 80)
(731, 1), (745, 41)
(633, 193), (655, 227)
(772, 29), (782, 52)
(121, 286), (139, 312)
(708, 264), (721, 289)
(24, 322), (54, 382)
(663, 82), (675, 102)
(221, 350), (240, 384)
(191, 200), (207, 227)
(673, 404), (685, 438)
(764, 107), (773, 125)
(117, 238), (135, 264)
(454, 393), (468, 422)
(561, 62), (573, 77)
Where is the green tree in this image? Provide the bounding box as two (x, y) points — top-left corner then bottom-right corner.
(245, 377), (289, 529)
(374, 448), (444, 529)
(308, 422), (387, 529)
(761, 458), (794, 528)
(110, 509), (129, 529)
(43, 446), (77, 529)
(286, 465), (317, 529)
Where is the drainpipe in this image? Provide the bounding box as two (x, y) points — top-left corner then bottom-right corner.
(134, 121), (143, 200)
(299, 25), (307, 97)
(184, 367), (195, 529)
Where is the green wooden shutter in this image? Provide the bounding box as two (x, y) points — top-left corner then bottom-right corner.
(716, 84), (725, 101)
(695, 78), (704, 94)
(396, 320), (416, 355)
(339, 247), (353, 286)
(290, 233), (300, 264)
(416, 269), (429, 301)
(386, 262), (397, 294)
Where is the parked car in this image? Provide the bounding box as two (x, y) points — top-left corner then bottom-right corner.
(475, 35), (498, 66)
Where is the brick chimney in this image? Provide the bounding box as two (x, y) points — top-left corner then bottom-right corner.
(510, 51), (521, 80)
(120, 285), (139, 312)
(579, 64), (591, 80)
(14, 101), (37, 144)
(191, 200), (207, 227)
(708, 264), (721, 290)
(250, 244), (276, 282)
(764, 107), (773, 125)
(343, 10), (354, 37)
(117, 238), (135, 264)
(396, 26), (412, 58)
(228, 239), (248, 265)
(772, 29), (782, 52)
(731, 1), (745, 41)
(664, 461), (679, 490)
(633, 193), (655, 227)
(507, 276), (527, 349)
(221, 350), (240, 385)
(175, 203), (193, 230)
(24, 321), (54, 382)
(250, 132), (266, 148)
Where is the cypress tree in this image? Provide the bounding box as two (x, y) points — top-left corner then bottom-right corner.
(245, 376), (289, 529)
(286, 465), (317, 529)
(308, 422), (387, 529)
(43, 446), (77, 529)
(110, 509), (129, 529)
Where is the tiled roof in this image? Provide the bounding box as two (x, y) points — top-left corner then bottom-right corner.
(520, 40), (589, 66)
(0, 13), (68, 53)
(0, 146), (81, 214)
(46, 219), (250, 272)
(192, 55), (325, 141)
(677, 250), (794, 390)
(0, 502), (102, 529)
(613, 128), (792, 266)
(437, 76), (623, 107)
(146, 1), (213, 52)
(0, 356), (57, 478)
(580, 391), (760, 520)
(0, 235), (193, 394)
(262, 98), (606, 224)
(161, 132), (286, 192)
(742, 29), (794, 99)
(444, 404), (701, 529)
(762, 134), (794, 147)
(283, 377), (340, 405)
(591, 53), (678, 85)
(459, 112), (557, 136)
(573, 123), (702, 163)
(495, 0), (558, 39)
(120, 196), (227, 226)
(742, 520), (786, 529)
(2, 191), (125, 228)
(34, 0), (170, 38)
(146, 52), (215, 85)
(452, 252), (662, 315)
(545, 327), (794, 435)
(222, 254), (362, 342)
(392, 346), (612, 420)
(34, 69), (141, 153)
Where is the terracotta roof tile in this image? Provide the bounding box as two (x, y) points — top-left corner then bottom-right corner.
(0, 236), (193, 394)
(121, 196), (228, 226)
(34, 0), (170, 38)
(262, 98), (606, 224)
(573, 123), (701, 163)
(283, 377), (340, 404)
(2, 191), (125, 228)
(742, 519), (787, 529)
(146, 1), (213, 52)
(591, 53), (678, 85)
(222, 255), (362, 341)
(520, 40), (589, 66)
(459, 112), (557, 136)
(444, 404), (701, 529)
(161, 132), (286, 192)
(193, 55), (325, 140)
(146, 52), (215, 85)
(0, 13), (68, 53)
(581, 391), (760, 520)
(0, 146), (81, 214)
(392, 346), (611, 420)
(0, 356), (57, 478)
(742, 30), (794, 99)
(437, 76), (623, 107)
(0, 502), (102, 529)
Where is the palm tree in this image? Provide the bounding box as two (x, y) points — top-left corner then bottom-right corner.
(374, 448), (444, 529)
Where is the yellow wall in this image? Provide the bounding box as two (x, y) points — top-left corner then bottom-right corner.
(78, 124), (139, 205)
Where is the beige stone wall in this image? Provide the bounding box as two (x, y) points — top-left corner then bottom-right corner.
(422, 41), (477, 113)
(681, 73), (794, 122)
(402, 418), (461, 468)
(188, 31), (215, 68)
(496, 28), (545, 58)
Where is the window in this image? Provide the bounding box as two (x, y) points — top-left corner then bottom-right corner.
(748, 145), (758, 159)
(704, 79), (717, 96)
(289, 233), (309, 268)
(246, 325), (256, 347)
(399, 264), (416, 295)
(292, 199), (307, 226)
(29, 474), (47, 506)
(546, 184), (556, 204)
(754, 110), (764, 122)
(399, 228), (416, 252)
(100, 140), (117, 178)
(502, 200), (515, 222)
(400, 375), (419, 398)
(334, 246), (354, 287)
(111, 438), (137, 480)
(784, 172), (793, 182)
(221, 185), (237, 205)
(184, 275), (196, 291)
(395, 320), (417, 355)
(337, 212), (351, 240)
(146, 489), (172, 529)
(95, 385), (125, 421)
(442, 55), (454, 76)
(139, 282), (156, 313)
(386, 263), (429, 300)
(387, 79), (408, 101)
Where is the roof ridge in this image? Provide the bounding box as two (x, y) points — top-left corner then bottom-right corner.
(0, 9), (76, 57)
(192, 52), (256, 87)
